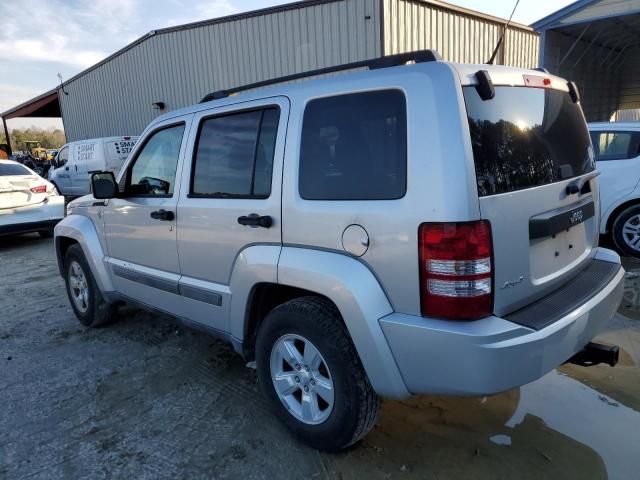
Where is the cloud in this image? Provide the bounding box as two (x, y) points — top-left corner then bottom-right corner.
(0, 83), (49, 114)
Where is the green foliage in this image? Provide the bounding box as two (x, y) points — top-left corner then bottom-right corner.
(0, 126), (66, 152)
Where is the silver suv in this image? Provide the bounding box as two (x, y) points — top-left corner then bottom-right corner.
(54, 51), (625, 451)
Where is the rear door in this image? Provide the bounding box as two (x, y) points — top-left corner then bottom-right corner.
(176, 97), (288, 332)
(463, 83), (598, 316)
(591, 130), (640, 220)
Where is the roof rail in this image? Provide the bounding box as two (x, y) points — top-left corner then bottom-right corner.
(200, 49), (441, 103)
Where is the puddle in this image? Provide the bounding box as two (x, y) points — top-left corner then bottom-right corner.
(507, 370), (640, 480)
(332, 262), (640, 479)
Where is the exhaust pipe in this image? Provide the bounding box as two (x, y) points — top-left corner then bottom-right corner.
(569, 342), (619, 368)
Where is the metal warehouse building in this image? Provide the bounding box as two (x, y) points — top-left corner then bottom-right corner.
(534, 0), (640, 121)
(1, 0), (539, 145)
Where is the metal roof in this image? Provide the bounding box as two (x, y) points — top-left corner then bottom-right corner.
(532, 0), (640, 30)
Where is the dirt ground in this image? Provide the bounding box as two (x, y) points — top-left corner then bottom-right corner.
(1, 234), (639, 480)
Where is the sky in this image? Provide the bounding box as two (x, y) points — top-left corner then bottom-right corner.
(0, 0), (574, 131)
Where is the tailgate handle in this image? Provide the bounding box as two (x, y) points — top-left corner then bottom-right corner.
(238, 214), (272, 228)
(529, 202), (595, 239)
(565, 183), (580, 195)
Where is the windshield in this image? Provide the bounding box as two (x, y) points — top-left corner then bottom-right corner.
(0, 163), (31, 176)
(463, 86), (594, 197)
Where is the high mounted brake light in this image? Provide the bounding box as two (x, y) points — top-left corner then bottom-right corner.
(523, 74), (551, 88)
(418, 221), (493, 320)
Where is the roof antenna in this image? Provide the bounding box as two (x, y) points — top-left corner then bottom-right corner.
(57, 73), (69, 96)
(487, 0), (521, 65)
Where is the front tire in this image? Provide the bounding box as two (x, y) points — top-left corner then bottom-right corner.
(63, 244), (117, 327)
(612, 205), (640, 258)
(256, 297), (380, 451)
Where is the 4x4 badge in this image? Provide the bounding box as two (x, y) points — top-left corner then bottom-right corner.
(501, 276), (525, 290)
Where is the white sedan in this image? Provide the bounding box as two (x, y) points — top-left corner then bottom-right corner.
(0, 160), (65, 238)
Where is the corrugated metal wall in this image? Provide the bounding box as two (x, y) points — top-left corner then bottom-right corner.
(618, 46), (640, 114)
(59, 0), (381, 142)
(383, 0), (539, 67)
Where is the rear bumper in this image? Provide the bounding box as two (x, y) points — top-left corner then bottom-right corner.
(0, 196), (64, 235)
(379, 248), (625, 396)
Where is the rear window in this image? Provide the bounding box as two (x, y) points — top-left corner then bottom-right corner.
(0, 163), (31, 176)
(590, 131), (640, 161)
(299, 90), (407, 200)
(464, 86), (594, 197)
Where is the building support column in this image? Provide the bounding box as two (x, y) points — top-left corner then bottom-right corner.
(1, 117), (11, 156)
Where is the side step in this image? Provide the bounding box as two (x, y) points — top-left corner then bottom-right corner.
(568, 342), (619, 367)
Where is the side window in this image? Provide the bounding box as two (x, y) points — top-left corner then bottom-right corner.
(126, 124), (185, 196)
(57, 147), (69, 166)
(191, 107), (279, 198)
(591, 131), (637, 161)
(299, 90), (407, 200)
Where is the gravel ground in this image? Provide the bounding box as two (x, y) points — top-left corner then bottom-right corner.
(1, 234), (639, 480)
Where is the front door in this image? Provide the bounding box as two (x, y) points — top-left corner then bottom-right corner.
(53, 146), (71, 194)
(176, 98), (288, 332)
(103, 117), (192, 316)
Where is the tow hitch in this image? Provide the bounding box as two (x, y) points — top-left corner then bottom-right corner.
(568, 342), (619, 367)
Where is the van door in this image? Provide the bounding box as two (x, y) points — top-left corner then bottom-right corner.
(71, 142), (93, 195)
(103, 117), (192, 316)
(176, 97), (288, 333)
(52, 146), (71, 195)
(104, 137), (138, 176)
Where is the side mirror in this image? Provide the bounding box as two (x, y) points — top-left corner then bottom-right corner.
(50, 159), (58, 169)
(91, 171), (118, 199)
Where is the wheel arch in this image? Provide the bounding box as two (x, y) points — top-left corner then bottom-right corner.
(239, 246), (409, 399)
(54, 215), (114, 293)
(604, 197), (640, 234)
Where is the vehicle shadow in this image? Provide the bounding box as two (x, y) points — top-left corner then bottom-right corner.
(0, 232), (51, 250)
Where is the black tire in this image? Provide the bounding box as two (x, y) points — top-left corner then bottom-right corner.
(63, 244), (117, 327)
(256, 296), (380, 451)
(38, 230), (53, 239)
(612, 205), (640, 258)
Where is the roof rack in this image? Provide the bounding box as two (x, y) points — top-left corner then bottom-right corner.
(200, 49), (441, 103)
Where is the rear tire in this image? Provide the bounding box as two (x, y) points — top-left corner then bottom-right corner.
(63, 244), (117, 327)
(612, 205), (640, 258)
(255, 296), (380, 451)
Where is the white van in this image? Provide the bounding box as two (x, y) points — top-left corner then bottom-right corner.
(49, 136), (138, 197)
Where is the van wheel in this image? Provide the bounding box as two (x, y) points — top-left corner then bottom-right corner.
(63, 244), (117, 327)
(612, 205), (640, 258)
(255, 296), (380, 451)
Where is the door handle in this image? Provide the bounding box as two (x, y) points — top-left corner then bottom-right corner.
(238, 214), (272, 228)
(65, 166), (69, 171)
(150, 209), (175, 221)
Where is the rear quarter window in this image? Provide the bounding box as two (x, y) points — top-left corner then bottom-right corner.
(299, 90), (407, 200)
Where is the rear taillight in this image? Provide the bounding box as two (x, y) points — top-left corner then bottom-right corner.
(418, 221), (493, 320)
(30, 185), (47, 194)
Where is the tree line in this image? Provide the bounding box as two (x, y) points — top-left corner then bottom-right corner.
(0, 126), (66, 153)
